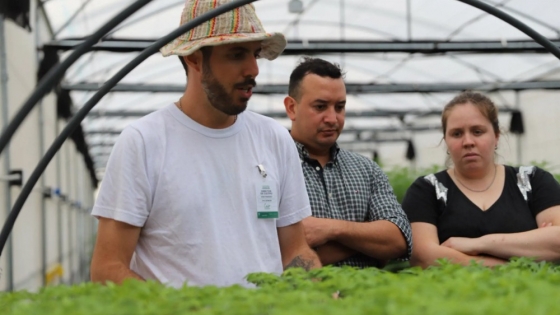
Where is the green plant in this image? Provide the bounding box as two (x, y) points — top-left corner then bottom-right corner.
(384, 165), (440, 203)
(384, 163), (560, 203)
(2, 259), (560, 315)
(528, 160), (560, 182)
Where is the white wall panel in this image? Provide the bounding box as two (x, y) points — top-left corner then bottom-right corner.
(0, 5), (96, 291)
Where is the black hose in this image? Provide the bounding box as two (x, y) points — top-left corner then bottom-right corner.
(456, 0), (560, 61)
(0, 0), (257, 257)
(0, 0), (152, 156)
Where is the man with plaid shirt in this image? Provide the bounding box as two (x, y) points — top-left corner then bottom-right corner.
(283, 57), (412, 268)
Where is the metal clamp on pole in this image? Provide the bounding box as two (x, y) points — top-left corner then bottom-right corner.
(0, 170), (22, 187)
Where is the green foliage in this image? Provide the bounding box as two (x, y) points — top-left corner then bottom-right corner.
(528, 160), (560, 183)
(383, 163), (560, 203)
(384, 165), (440, 203)
(384, 166), (415, 203)
(2, 259), (560, 314)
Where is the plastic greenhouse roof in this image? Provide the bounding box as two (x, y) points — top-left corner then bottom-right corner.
(39, 0), (560, 176)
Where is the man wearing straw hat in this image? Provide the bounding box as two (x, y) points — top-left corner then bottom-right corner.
(90, 0), (321, 287)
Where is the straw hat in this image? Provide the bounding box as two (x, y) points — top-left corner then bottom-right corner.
(160, 0), (286, 60)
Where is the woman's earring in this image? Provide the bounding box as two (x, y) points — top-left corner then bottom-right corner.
(446, 150), (450, 155)
(495, 145), (498, 150)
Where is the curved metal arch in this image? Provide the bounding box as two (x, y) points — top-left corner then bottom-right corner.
(104, 0), (185, 38)
(0, 0), (257, 257)
(375, 0), (560, 87)
(0, 0), (153, 156)
(485, 0), (560, 37)
(445, 0), (514, 41)
(53, 0), (94, 37)
(67, 53), (134, 82)
(281, 0), (320, 35)
(283, 1), (458, 38)
(456, 0), (560, 60)
(248, 19), (402, 40)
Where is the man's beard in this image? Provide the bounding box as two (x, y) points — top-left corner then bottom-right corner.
(201, 62), (256, 116)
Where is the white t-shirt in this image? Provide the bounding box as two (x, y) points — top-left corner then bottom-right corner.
(92, 104), (311, 287)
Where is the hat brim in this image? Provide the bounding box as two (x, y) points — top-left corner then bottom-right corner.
(160, 32), (286, 61)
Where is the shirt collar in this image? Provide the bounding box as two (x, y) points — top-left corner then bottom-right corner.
(294, 140), (340, 163)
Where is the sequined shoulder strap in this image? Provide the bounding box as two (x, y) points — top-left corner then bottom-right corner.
(423, 173), (449, 206)
(422, 167), (534, 207)
(516, 165), (535, 202)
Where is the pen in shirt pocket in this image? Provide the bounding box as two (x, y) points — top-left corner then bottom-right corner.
(257, 164), (267, 178)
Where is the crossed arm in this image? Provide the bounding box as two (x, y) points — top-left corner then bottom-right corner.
(410, 222), (508, 268)
(303, 217), (408, 265)
(411, 206), (560, 268)
(440, 206), (560, 262)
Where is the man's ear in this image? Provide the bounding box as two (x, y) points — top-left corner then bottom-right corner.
(284, 96), (297, 121)
(184, 50), (203, 74)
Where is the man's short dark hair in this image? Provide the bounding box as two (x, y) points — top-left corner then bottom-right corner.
(178, 46), (213, 77)
(288, 57), (344, 100)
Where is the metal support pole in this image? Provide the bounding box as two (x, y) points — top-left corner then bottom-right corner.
(35, 0), (48, 288)
(77, 158), (84, 283)
(38, 52), (48, 287)
(79, 209), (85, 282)
(66, 143), (73, 284)
(339, 0), (345, 67)
(55, 120), (63, 283)
(406, 0), (412, 40)
(74, 154), (82, 282)
(89, 206), (95, 281)
(0, 14), (14, 292)
(515, 91), (522, 165)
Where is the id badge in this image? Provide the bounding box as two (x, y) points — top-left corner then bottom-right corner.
(256, 181), (278, 219)
(255, 165), (278, 219)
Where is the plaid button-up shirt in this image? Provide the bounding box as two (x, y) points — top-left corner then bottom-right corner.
(295, 141), (412, 268)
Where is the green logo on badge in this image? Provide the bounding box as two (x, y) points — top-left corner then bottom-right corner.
(257, 212), (279, 219)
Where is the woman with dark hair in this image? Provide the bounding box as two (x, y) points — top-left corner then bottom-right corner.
(402, 91), (560, 268)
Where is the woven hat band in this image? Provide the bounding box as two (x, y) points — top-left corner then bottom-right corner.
(160, 0), (286, 61)
(180, 1), (265, 40)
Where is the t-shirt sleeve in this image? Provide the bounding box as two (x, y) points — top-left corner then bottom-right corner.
(529, 167), (560, 217)
(276, 129), (312, 228)
(91, 126), (152, 227)
(402, 176), (440, 225)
